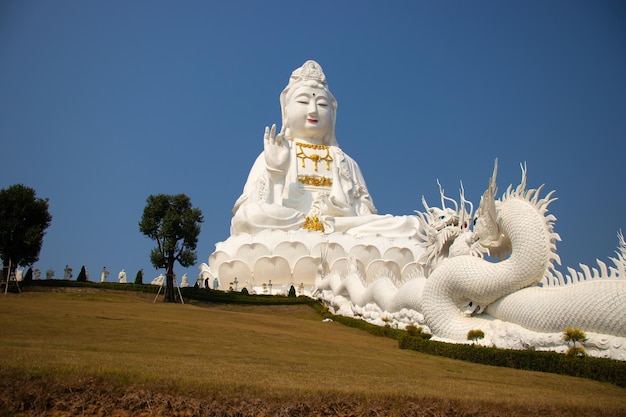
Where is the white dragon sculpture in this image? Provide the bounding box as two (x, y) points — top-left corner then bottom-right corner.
(314, 161), (626, 359)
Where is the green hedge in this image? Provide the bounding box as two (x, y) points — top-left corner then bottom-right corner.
(399, 336), (626, 387)
(310, 302), (626, 388)
(18, 279), (315, 306)
(18, 279), (159, 294)
(311, 303), (431, 341)
(180, 287), (315, 306)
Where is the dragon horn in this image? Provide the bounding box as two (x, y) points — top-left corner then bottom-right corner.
(489, 158), (499, 196)
(421, 195), (430, 212)
(464, 182), (474, 219)
(438, 179), (459, 212)
(459, 181), (474, 228)
(437, 179), (445, 209)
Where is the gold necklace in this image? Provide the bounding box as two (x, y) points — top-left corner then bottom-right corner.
(296, 142), (333, 171)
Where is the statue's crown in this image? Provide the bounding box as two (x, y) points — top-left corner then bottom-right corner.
(289, 60), (326, 86)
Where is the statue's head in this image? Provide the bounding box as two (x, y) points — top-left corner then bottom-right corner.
(280, 60), (338, 146)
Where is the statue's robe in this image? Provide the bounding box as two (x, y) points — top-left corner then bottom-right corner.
(231, 142), (418, 238)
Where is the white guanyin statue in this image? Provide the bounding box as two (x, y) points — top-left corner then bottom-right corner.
(231, 60), (418, 237)
(204, 61), (424, 293)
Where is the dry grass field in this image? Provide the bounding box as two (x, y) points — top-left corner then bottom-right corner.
(1, 288), (625, 416)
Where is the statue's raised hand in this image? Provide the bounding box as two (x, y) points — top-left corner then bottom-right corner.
(264, 124), (290, 178)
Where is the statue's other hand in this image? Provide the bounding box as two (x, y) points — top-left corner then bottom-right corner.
(326, 195), (355, 217)
(264, 124), (290, 175)
(308, 193), (328, 218)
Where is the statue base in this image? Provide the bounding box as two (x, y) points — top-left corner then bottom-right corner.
(204, 229), (425, 294)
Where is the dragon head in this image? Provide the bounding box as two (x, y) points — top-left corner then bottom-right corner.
(427, 206), (459, 231)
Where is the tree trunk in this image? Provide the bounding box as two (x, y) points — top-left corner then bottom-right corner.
(164, 257), (176, 303)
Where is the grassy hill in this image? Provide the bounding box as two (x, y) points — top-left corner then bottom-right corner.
(1, 288), (624, 416)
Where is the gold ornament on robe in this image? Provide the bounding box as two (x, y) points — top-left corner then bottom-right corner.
(297, 175), (332, 187)
(302, 216), (325, 232)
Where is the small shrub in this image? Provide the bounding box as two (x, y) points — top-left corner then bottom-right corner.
(76, 266), (88, 282)
(467, 329), (485, 344)
(134, 269), (144, 285)
(241, 287), (249, 295)
(563, 327), (587, 356)
(563, 327), (587, 345)
(288, 285), (297, 297)
(405, 324), (423, 336)
(566, 346), (587, 357)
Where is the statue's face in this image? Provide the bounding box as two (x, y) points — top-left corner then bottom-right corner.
(285, 85), (332, 142)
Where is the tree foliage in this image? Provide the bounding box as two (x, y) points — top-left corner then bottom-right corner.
(139, 194), (203, 302)
(76, 266), (88, 282)
(134, 269), (143, 285)
(0, 184), (52, 280)
(563, 327), (587, 356)
(467, 329), (485, 344)
(288, 285), (297, 297)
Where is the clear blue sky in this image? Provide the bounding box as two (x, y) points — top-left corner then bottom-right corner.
(1, 1), (624, 283)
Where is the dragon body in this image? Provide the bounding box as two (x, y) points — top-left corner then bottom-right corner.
(314, 162), (626, 359)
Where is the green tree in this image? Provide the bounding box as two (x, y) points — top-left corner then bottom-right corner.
(139, 194), (203, 303)
(288, 285), (297, 297)
(405, 324), (423, 337)
(467, 329), (485, 345)
(563, 327), (587, 357)
(134, 268), (144, 285)
(76, 265), (88, 282)
(0, 184), (52, 281)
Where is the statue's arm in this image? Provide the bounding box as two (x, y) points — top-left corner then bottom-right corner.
(232, 153), (270, 215)
(232, 126), (292, 215)
(263, 124), (290, 204)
